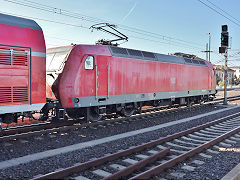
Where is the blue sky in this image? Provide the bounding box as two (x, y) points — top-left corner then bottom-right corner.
(1, 0), (240, 66)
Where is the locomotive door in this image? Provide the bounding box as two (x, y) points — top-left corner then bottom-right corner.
(95, 56), (108, 100)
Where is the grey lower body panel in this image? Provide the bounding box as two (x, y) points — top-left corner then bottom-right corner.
(72, 89), (217, 108)
(0, 103), (46, 114)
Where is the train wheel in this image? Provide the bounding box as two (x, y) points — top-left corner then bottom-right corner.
(136, 106), (142, 114)
(1, 113), (18, 124)
(120, 104), (136, 117)
(135, 103), (142, 114)
(86, 107), (103, 122)
(31, 111), (48, 121)
(38, 114), (49, 121)
(187, 101), (194, 107)
(66, 109), (85, 120)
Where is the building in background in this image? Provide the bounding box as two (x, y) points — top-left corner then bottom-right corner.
(214, 65), (235, 85)
(230, 66), (240, 85)
(171, 53), (237, 85)
(230, 66), (240, 78)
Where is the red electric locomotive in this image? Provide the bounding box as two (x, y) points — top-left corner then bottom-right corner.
(46, 44), (217, 121)
(0, 13), (217, 125)
(0, 13), (46, 124)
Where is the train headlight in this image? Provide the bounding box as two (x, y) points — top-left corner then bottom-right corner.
(74, 98), (79, 103)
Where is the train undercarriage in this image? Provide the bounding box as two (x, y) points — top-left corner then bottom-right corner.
(0, 94), (215, 126)
(40, 94), (215, 123)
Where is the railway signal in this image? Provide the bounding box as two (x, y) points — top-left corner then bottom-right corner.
(221, 25), (229, 47)
(219, 25), (229, 53)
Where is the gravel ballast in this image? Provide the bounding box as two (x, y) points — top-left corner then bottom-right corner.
(0, 105), (240, 179)
(159, 140), (240, 179)
(0, 104), (223, 161)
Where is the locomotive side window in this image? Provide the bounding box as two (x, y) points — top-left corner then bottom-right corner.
(85, 55), (94, 70)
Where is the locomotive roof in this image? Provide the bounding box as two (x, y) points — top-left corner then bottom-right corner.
(0, 13), (42, 30)
(108, 46), (207, 67)
(46, 44), (209, 68)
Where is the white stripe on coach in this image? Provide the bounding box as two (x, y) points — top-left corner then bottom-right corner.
(31, 51), (46, 57)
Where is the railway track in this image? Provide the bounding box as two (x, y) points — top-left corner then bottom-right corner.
(1, 94), (240, 143)
(214, 94), (240, 103)
(0, 121), (74, 137)
(32, 112), (240, 180)
(0, 102), (216, 143)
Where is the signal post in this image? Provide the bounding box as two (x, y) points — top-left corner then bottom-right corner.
(224, 48), (228, 105)
(219, 25), (229, 105)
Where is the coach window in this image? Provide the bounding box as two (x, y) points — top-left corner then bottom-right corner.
(85, 55), (94, 70)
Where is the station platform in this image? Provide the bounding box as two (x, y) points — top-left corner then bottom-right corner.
(222, 163), (240, 180)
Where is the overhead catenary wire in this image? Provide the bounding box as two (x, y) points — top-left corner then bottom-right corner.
(6, 0), (240, 65)
(129, 35), (203, 50)
(0, 10), (204, 51)
(3, 0), (205, 50)
(197, 0), (240, 28)
(205, 0), (240, 24)
(196, 0), (240, 65)
(0, 10), (89, 29)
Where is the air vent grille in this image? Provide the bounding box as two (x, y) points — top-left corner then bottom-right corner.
(142, 51), (155, 58)
(13, 87), (28, 102)
(199, 61), (206, 65)
(0, 86), (28, 104)
(192, 59), (199, 64)
(13, 50), (28, 66)
(0, 48), (28, 66)
(110, 46), (128, 55)
(184, 58), (192, 64)
(0, 87), (11, 103)
(0, 48), (11, 65)
(109, 46), (207, 66)
(127, 49), (143, 57)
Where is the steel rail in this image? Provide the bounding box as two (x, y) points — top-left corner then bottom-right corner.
(214, 94), (240, 101)
(32, 112), (240, 180)
(1, 94), (239, 137)
(104, 148), (170, 180)
(0, 121), (74, 136)
(32, 148), (169, 179)
(227, 97), (240, 102)
(0, 102), (180, 136)
(0, 102), (211, 142)
(3, 92), (236, 137)
(131, 125), (240, 179)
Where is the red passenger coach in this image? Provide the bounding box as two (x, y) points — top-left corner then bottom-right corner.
(46, 44), (217, 121)
(0, 13), (46, 124)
